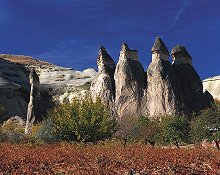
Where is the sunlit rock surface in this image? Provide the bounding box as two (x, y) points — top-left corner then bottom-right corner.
(203, 76), (220, 100)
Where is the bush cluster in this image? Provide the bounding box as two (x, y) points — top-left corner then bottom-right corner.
(36, 97), (117, 143)
(0, 99), (220, 150)
(115, 101), (220, 149)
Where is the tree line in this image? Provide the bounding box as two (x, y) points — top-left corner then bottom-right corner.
(0, 98), (220, 150)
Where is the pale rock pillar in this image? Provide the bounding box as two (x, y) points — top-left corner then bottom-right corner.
(90, 46), (116, 114)
(114, 43), (146, 119)
(25, 69), (39, 134)
(145, 37), (182, 116)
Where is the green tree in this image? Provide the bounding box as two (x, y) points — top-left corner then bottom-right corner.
(191, 101), (220, 150)
(115, 116), (161, 147)
(137, 116), (161, 147)
(160, 115), (190, 148)
(46, 97), (117, 143)
(115, 117), (140, 147)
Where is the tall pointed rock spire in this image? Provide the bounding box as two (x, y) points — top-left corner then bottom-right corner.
(151, 37), (169, 56)
(90, 46), (116, 114)
(171, 45), (213, 112)
(114, 42), (146, 119)
(144, 37), (184, 116)
(97, 45), (115, 73)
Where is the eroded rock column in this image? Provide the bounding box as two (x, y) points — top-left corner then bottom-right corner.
(114, 43), (146, 119)
(25, 69), (40, 134)
(145, 37), (182, 116)
(90, 46), (116, 113)
(171, 45), (213, 112)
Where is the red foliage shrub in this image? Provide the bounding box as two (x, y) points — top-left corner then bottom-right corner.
(0, 143), (219, 174)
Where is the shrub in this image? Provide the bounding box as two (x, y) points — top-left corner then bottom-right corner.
(115, 117), (140, 147)
(0, 120), (25, 143)
(137, 116), (161, 146)
(115, 116), (162, 147)
(35, 119), (57, 143)
(160, 115), (190, 148)
(45, 97), (117, 143)
(191, 101), (220, 150)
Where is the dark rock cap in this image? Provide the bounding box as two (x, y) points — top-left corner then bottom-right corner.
(171, 45), (191, 58)
(99, 46), (110, 58)
(121, 42), (129, 51)
(151, 37), (169, 56)
(121, 42), (137, 52)
(97, 46), (115, 66)
(99, 45), (107, 54)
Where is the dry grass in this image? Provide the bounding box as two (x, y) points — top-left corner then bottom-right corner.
(0, 54), (53, 67)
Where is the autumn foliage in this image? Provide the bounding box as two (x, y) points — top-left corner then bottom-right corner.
(0, 143), (220, 174)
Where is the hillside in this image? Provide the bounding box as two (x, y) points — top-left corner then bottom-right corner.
(0, 54), (97, 120)
(0, 54), (54, 69)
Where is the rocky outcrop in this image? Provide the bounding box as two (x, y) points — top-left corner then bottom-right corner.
(0, 58), (29, 121)
(171, 45), (213, 112)
(203, 76), (220, 101)
(0, 54), (97, 104)
(3, 116), (25, 127)
(25, 69), (40, 134)
(0, 55), (97, 123)
(90, 38), (213, 118)
(114, 43), (146, 119)
(145, 37), (182, 116)
(0, 38), (215, 122)
(90, 46), (116, 110)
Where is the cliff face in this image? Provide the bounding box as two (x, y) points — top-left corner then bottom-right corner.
(0, 54), (97, 122)
(91, 37), (213, 118)
(0, 58), (29, 121)
(203, 76), (220, 101)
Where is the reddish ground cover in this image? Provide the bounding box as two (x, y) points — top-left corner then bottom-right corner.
(0, 143), (220, 175)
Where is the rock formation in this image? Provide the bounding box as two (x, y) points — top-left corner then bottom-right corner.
(0, 58), (29, 121)
(90, 46), (116, 111)
(114, 43), (146, 119)
(171, 45), (213, 112)
(0, 54), (97, 123)
(91, 37), (213, 118)
(145, 37), (182, 116)
(203, 76), (220, 101)
(0, 38), (215, 122)
(25, 69), (40, 134)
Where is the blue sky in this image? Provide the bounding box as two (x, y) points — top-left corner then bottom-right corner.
(0, 0), (219, 79)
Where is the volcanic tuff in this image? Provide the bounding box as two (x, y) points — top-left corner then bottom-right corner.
(90, 46), (116, 114)
(203, 76), (220, 101)
(0, 38), (215, 122)
(0, 54), (97, 121)
(114, 43), (146, 119)
(91, 37), (213, 118)
(145, 37), (183, 116)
